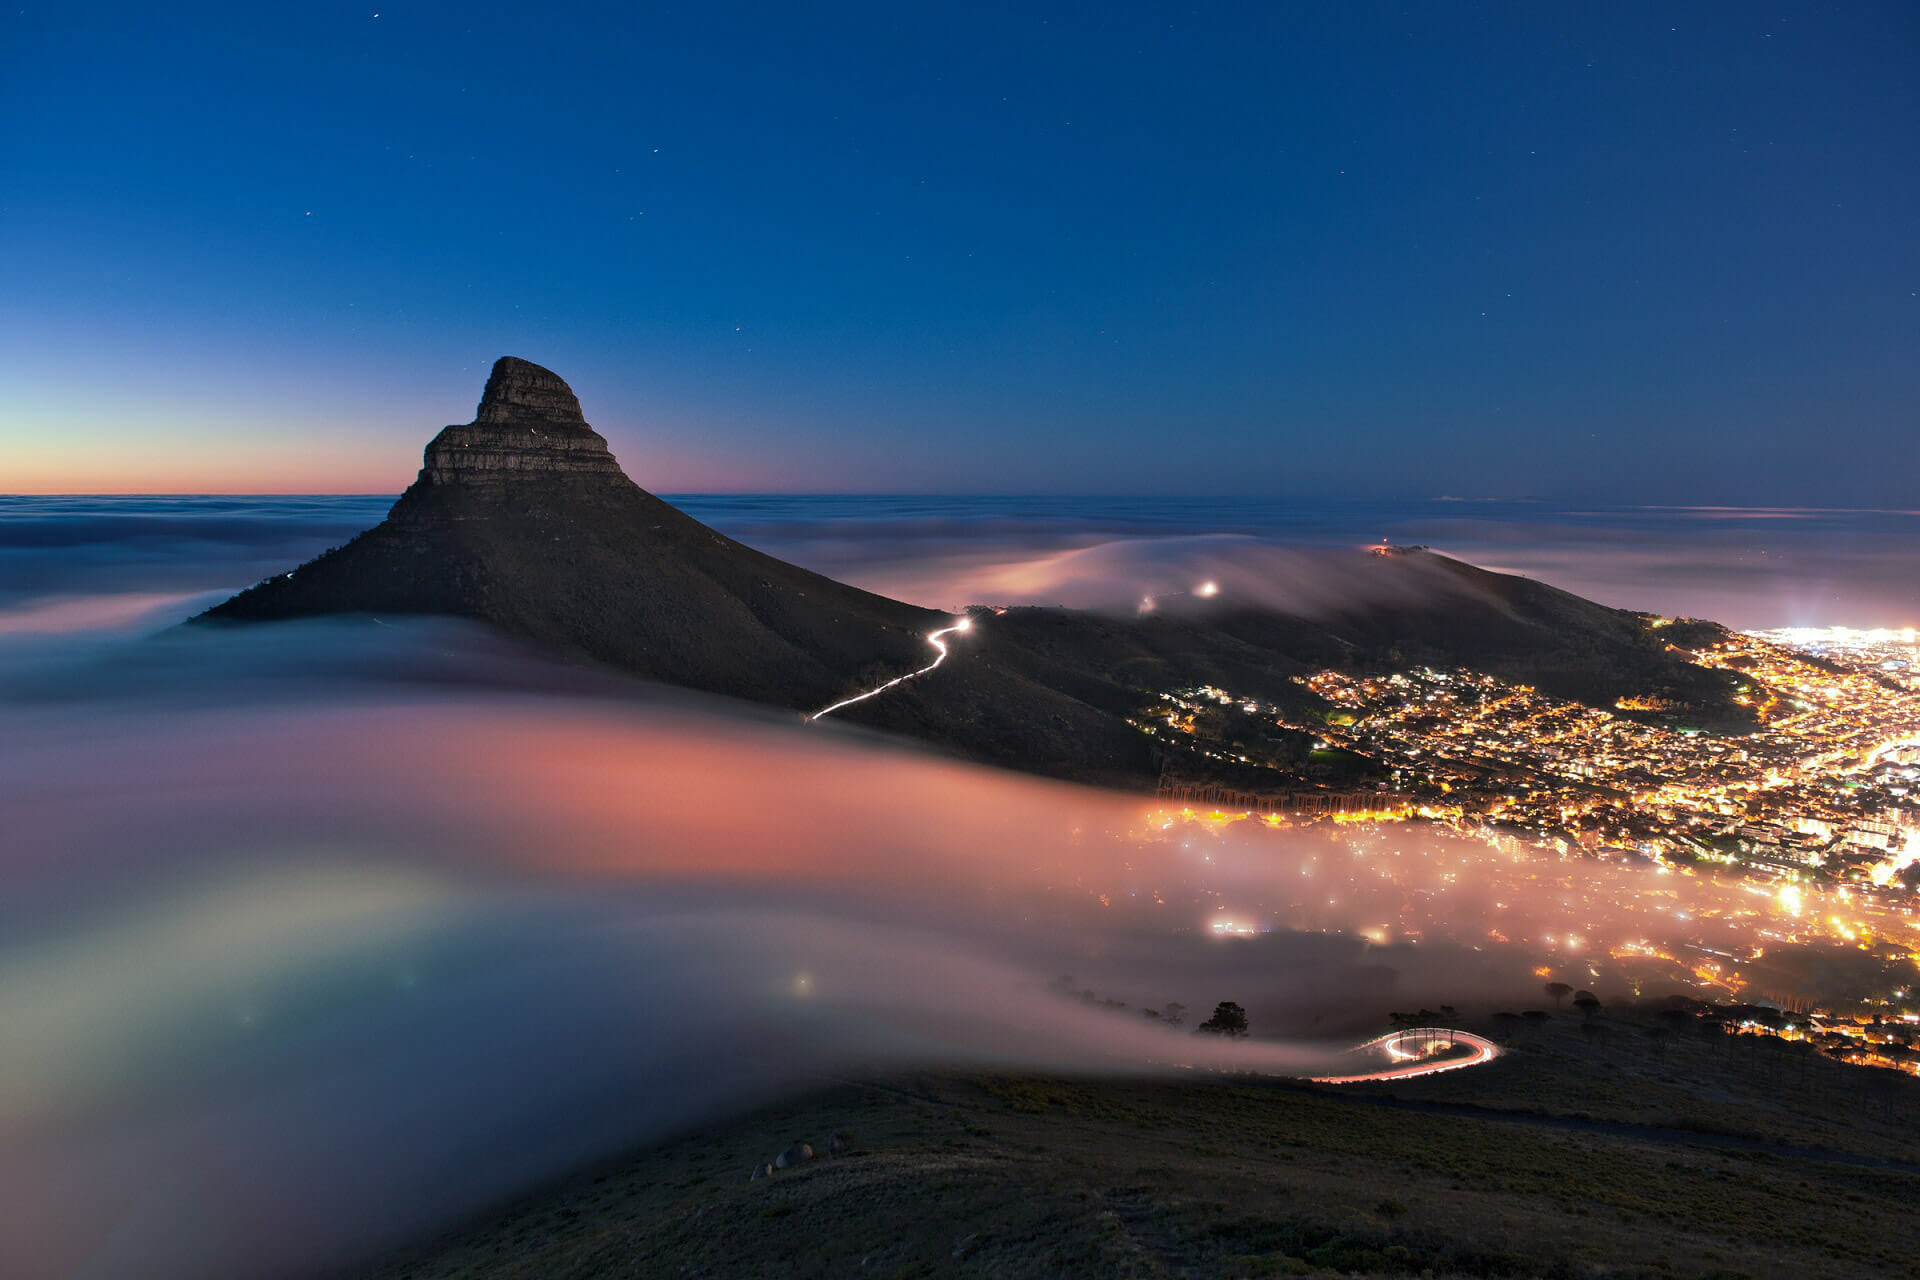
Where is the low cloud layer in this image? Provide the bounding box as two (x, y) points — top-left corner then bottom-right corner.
(2, 496), (1912, 1275)
(3, 611), (1896, 1276)
(688, 497), (1920, 628)
(7, 494), (1917, 628)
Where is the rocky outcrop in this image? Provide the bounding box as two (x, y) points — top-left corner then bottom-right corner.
(414, 357), (627, 488)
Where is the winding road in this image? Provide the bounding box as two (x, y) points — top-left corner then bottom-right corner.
(1310, 1028), (1501, 1083)
(808, 617), (973, 722)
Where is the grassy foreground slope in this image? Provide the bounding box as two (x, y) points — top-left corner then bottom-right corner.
(359, 1013), (1920, 1280)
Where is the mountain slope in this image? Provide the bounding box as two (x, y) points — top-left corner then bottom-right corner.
(197, 358), (1745, 783)
(200, 358), (945, 710)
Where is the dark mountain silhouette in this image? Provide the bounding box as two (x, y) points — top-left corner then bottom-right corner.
(197, 358), (1745, 783)
(203, 357), (943, 709)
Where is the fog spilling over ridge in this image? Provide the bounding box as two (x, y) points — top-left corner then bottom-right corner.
(0, 582), (1897, 1275)
(0, 482), (1912, 1276)
(6, 495), (1918, 631)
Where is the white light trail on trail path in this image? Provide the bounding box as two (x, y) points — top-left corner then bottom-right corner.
(1307, 1028), (1500, 1083)
(808, 617), (973, 722)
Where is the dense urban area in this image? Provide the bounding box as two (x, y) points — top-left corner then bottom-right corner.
(1134, 624), (1920, 1076)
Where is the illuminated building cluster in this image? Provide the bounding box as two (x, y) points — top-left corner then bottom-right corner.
(1142, 625), (1920, 900)
(1125, 624), (1920, 1066)
(1715, 1000), (1920, 1074)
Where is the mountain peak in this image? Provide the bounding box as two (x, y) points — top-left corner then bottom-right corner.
(417, 356), (625, 489)
(475, 356), (586, 425)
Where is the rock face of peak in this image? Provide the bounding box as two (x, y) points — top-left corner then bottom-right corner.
(476, 356), (586, 424)
(416, 357), (625, 489)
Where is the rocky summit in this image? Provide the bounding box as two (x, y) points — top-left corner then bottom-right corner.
(196, 357), (1748, 786)
(415, 357), (626, 488)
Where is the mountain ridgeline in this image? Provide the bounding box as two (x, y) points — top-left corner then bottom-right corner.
(197, 358), (1747, 784)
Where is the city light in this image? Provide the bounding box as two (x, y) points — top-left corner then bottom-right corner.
(1122, 620), (1920, 1072)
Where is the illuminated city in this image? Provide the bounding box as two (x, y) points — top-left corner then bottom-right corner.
(1130, 621), (1920, 1075)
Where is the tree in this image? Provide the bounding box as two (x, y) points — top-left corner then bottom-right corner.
(1162, 1001), (1187, 1028)
(1196, 1001), (1249, 1038)
(1544, 982), (1573, 1008)
(1572, 991), (1602, 1019)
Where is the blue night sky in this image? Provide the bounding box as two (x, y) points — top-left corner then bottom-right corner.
(2, 2), (1914, 498)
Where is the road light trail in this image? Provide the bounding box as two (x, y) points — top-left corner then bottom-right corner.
(1307, 1028), (1501, 1083)
(808, 617), (973, 722)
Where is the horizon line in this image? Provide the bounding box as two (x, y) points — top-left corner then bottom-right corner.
(5, 491), (1920, 517)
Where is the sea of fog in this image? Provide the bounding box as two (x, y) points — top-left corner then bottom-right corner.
(5, 493), (1918, 628)
(1, 494), (1915, 1278)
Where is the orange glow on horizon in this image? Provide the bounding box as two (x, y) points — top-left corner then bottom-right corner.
(3, 459), (407, 497)
(1, 451), (821, 497)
